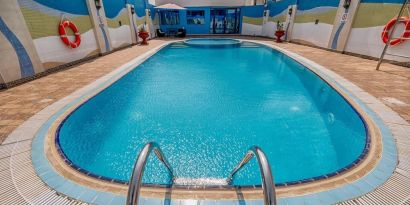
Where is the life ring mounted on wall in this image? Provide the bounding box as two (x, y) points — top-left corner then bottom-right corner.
(59, 20), (81, 48)
(381, 17), (410, 46)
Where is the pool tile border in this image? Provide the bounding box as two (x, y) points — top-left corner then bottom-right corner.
(2, 39), (405, 204)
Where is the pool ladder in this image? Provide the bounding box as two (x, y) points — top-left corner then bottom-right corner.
(126, 142), (277, 205)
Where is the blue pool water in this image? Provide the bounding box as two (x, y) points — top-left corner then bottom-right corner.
(58, 40), (367, 186)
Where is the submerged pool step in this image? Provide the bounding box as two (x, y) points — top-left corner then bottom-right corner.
(240, 42), (259, 48)
(173, 177), (229, 186)
(169, 44), (189, 48)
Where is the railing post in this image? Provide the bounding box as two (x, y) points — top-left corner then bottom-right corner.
(227, 146), (277, 205)
(376, 0), (409, 70)
(126, 142), (174, 205)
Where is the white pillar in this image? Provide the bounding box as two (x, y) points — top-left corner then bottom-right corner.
(126, 4), (138, 44)
(261, 10), (270, 36)
(145, 9), (156, 39)
(285, 5), (297, 42)
(328, 0), (361, 51)
(86, 0), (112, 54)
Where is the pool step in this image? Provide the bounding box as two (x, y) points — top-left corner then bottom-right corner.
(240, 42), (259, 48)
(173, 177), (229, 186)
(169, 44), (189, 48)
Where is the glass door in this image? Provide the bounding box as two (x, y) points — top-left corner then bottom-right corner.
(225, 8), (240, 34)
(210, 8), (240, 34)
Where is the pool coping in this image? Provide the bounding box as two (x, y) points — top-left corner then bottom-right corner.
(2, 38), (404, 204)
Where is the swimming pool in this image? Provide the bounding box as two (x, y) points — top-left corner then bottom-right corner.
(56, 39), (367, 187)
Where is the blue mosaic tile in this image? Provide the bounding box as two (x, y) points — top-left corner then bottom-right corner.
(244, 200), (264, 205)
(64, 185), (88, 199)
(93, 192), (114, 205)
(199, 200), (218, 205)
(215, 200), (236, 205)
(141, 198), (162, 205)
(286, 195), (308, 205)
(44, 174), (66, 190)
(109, 195), (126, 205)
(312, 191), (335, 204)
(341, 184), (365, 198)
(78, 189), (99, 203)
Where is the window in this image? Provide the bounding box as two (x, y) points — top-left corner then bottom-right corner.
(159, 10), (180, 25)
(187, 10), (205, 25)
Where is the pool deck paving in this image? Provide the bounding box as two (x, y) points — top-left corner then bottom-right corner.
(0, 37), (409, 204)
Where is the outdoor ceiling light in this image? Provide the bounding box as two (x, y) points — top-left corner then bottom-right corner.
(95, 0), (101, 10)
(343, 0), (351, 9)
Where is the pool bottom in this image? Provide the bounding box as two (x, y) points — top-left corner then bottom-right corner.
(41, 40), (385, 201)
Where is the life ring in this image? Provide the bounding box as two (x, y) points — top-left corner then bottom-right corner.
(381, 17), (410, 46)
(59, 20), (81, 48)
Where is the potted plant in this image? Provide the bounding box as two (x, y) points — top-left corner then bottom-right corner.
(275, 21), (285, 43)
(138, 24), (149, 45)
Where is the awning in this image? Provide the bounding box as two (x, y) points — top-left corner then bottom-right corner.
(154, 3), (186, 10)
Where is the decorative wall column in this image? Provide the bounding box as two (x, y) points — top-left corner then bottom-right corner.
(126, 4), (138, 44)
(86, 0), (112, 54)
(0, 0), (43, 84)
(261, 10), (270, 36)
(285, 4), (297, 42)
(328, 0), (361, 51)
(145, 9), (156, 39)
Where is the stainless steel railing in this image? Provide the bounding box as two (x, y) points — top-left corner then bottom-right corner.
(127, 143), (276, 205)
(226, 146), (277, 205)
(126, 142), (174, 205)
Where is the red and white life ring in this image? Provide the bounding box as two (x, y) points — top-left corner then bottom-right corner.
(381, 17), (410, 46)
(59, 20), (81, 48)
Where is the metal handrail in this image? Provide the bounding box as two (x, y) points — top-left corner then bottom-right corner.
(226, 146), (277, 205)
(126, 142), (174, 205)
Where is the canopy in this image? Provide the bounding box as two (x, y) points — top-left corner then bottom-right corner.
(155, 3), (186, 10)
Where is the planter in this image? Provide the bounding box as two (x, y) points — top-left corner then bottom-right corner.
(274, 30), (285, 43)
(138, 31), (149, 45)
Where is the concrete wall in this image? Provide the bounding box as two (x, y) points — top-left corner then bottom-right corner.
(104, 0), (133, 49)
(261, 0), (297, 39)
(241, 5), (265, 36)
(344, 0), (409, 62)
(291, 0), (340, 48)
(17, 0), (100, 69)
(0, 0), (150, 87)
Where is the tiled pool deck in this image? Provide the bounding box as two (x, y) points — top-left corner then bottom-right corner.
(0, 37), (409, 204)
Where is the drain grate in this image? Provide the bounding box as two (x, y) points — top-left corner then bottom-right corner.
(173, 177), (229, 186)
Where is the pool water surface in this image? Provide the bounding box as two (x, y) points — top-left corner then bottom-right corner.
(57, 40), (367, 186)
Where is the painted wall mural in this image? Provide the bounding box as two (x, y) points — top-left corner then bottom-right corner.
(0, 17), (35, 78)
(241, 5), (264, 36)
(345, 0), (409, 62)
(17, 0), (100, 69)
(262, 0), (296, 38)
(104, 0), (133, 48)
(134, 0), (149, 25)
(292, 0), (339, 47)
